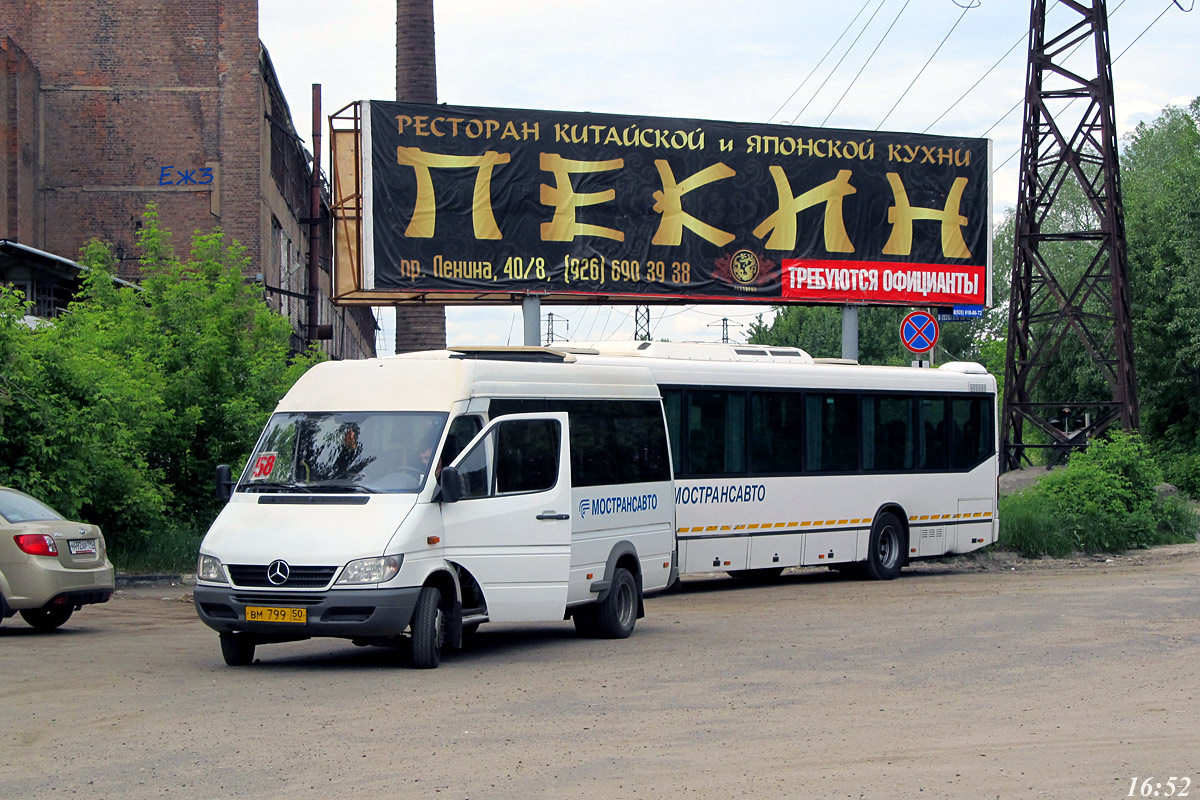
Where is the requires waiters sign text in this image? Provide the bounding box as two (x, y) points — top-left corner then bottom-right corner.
(331, 101), (992, 306)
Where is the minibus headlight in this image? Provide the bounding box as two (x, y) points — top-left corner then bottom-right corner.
(197, 554), (227, 584)
(336, 555), (403, 585)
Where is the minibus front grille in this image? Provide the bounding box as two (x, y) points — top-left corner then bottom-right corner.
(227, 564), (338, 588)
(230, 592), (327, 606)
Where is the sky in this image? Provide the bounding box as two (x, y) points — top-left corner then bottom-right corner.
(258, 0), (1200, 354)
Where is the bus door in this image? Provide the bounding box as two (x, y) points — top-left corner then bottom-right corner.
(439, 412), (572, 622)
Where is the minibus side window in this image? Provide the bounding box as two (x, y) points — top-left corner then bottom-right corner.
(456, 432), (494, 499)
(441, 415), (483, 470)
(496, 419), (560, 494)
(454, 418), (560, 499)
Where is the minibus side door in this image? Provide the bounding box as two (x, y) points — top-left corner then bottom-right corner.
(439, 412), (572, 622)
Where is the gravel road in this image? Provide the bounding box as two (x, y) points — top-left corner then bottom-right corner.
(2, 544), (1197, 800)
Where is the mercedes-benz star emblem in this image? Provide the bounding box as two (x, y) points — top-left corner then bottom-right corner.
(266, 560), (290, 585)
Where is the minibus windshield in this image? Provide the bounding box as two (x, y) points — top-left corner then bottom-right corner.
(238, 411), (448, 494)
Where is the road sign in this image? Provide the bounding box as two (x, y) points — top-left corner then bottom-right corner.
(901, 311), (939, 354)
(938, 305), (985, 322)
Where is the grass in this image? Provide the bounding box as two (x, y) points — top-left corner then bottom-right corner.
(108, 526), (203, 574)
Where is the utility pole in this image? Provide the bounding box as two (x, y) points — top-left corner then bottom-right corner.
(1001, 0), (1138, 470)
(708, 317), (740, 344)
(543, 312), (567, 345)
(634, 306), (651, 341)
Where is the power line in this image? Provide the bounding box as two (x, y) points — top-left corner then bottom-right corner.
(989, 0), (1176, 176)
(821, 0), (913, 127)
(767, 0), (874, 123)
(877, 0), (978, 130)
(789, 0), (890, 125)
(923, 31), (1025, 133)
(1113, 0), (1187, 61)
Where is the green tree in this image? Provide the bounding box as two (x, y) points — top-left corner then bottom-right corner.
(1120, 97), (1200, 490)
(0, 206), (322, 559)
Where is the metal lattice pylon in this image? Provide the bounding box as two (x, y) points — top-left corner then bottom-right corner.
(634, 306), (651, 341)
(1000, 0), (1139, 471)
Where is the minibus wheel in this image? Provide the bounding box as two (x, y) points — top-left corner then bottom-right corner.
(410, 585), (444, 669)
(219, 633), (255, 666)
(864, 512), (904, 580)
(572, 607), (598, 637)
(592, 568), (638, 639)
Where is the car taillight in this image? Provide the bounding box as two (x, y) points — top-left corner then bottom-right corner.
(14, 534), (58, 556)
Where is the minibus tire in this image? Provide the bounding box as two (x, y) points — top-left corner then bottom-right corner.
(864, 512), (904, 581)
(219, 633), (255, 666)
(592, 568), (637, 639)
(410, 585), (444, 669)
(572, 607), (598, 637)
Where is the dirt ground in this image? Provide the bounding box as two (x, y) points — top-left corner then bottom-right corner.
(1, 544), (1198, 800)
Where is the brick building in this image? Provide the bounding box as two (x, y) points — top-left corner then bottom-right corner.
(0, 0), (375, 358)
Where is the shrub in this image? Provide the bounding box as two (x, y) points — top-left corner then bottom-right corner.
(997, 490), (1074, 557)
(998, 430), (1199, 556)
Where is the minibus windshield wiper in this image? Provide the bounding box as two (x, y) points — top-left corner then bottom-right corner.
(239, 481), (314, 494)
(310, 482), (380, 494)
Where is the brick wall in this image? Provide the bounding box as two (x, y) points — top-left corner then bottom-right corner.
(0, 0), (256, 277)
(0, 0), (375, 357)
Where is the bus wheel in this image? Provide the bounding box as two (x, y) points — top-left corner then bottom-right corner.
(865, 512), (904, 580)
(592, 568), (638, 639)
(410, 585), (445, 669)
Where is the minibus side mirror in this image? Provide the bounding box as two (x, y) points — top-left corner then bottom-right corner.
(215, 464), (234, 501)
(439, 466), (463, 504)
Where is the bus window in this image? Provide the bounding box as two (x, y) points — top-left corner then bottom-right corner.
(750, 392), (803, 473)
(687, 391), (746, 475)
(863, 396), (914, 471)
(662, 389), (685, 477)
(919, 397), (950, 470)
(951, 397), (994, 469)
(805, 393), (859, 472)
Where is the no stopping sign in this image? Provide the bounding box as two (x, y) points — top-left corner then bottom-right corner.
(900, 311), (939, 354)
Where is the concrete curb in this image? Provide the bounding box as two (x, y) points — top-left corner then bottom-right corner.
(115, 573), (196, 588)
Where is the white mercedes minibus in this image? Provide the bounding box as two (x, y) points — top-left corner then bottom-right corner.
(194, 348), (676, 668)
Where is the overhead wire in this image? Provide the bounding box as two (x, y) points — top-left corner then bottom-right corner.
(923, 17), (1026, 133)
(820, 0), (913, 127)
(877, 0), (978, 130)
(789, 0), (890, 125)
(767, 0), (875, 123)
(988, 0), (1179, 177)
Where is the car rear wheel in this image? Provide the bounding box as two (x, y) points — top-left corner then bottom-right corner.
(20, 606), (73, 631)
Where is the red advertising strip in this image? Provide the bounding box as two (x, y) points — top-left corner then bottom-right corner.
(781, 259), (987, 306)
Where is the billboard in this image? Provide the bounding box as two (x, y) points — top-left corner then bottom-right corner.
(330, 100), (991, 306)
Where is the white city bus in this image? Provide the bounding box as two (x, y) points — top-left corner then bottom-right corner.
(568, 341), (998, 582)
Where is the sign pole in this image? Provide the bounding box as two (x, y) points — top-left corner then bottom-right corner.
(522, 295), (540, 346)
(841, 305), (858, 361)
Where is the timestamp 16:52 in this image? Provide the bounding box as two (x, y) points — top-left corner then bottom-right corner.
(1129, 777), (1192, 797)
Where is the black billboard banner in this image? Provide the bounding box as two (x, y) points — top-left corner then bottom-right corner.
(348, 100), (991, 306)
